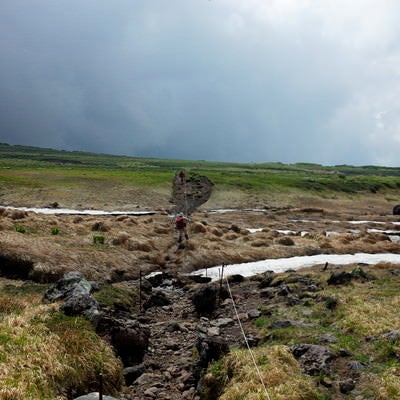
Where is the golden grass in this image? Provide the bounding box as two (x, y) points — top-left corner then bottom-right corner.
(0, 289), (123, 400)
(0, 193), (399, 284)
(358, 368), (400, 400)
(376, 367), (400, 399)
(335, 286), (400, 336)
(218, 345), (319, 400)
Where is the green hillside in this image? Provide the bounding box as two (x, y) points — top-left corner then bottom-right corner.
(0, 143), (399, 197)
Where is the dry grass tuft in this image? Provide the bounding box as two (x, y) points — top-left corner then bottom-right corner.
(250, 239), (271, 248)
(275, 236), (295, 246)
(127, 239), (155, 252)
(91, 221), (111, 232)
(224, 233), (239, 241)
(210, 227), (224, 237)
(111, 231), (130, 246)
(339, 293), (400, 336)
(374, 262), (400, 270)
(190, 222), (208, 234)
(0, 285), (123, 400)
(218, 345), (318, 400)
(376, 367), (400, 399)
(8, 210), (27, 220)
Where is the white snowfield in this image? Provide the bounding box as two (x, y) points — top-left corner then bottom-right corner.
(191, 253), (400, 282)
(1, 206), (156, 215)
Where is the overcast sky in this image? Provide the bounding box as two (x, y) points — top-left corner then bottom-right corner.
(1, 1), (400, 166)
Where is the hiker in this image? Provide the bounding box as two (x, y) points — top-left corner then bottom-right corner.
(175, 212), (189, 242)
(178, 170), (185, 184)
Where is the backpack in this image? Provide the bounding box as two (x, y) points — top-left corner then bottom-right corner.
(176, 216), (186, 229)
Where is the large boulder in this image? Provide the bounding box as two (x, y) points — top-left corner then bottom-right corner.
(43, 271), (101, 324)
(393, 204), (400, 215)
(96, 316), (150, 366)
(191, 285), (217, 316)
(61, 293), (100, 324)
(43, 271), (93, 302)
(74, 393), (118, 400)
(194, 333), (229, 381)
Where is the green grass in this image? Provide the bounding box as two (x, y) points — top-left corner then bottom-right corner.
(93, 284), (138, 311)
(0, 143), (400, 197)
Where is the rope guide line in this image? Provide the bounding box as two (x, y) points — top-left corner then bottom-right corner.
(225, 276), (272, 400)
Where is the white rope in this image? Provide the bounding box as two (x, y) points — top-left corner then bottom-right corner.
(225, 277), (272, 400)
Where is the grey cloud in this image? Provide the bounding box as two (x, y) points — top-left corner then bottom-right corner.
(0, 1), (400, 165)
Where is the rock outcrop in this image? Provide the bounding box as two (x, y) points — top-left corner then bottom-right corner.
(43, 271), (101, 324)
(171, 171), (213, 215)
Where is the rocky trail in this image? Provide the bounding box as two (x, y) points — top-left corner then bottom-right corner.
(119, 271), (264, 400)
(123, 287), (199, 400)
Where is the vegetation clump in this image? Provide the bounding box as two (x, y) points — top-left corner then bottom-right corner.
(204, 345), (318, 400)
(205, 264), (400, 400)
(0, 281), (123, 400)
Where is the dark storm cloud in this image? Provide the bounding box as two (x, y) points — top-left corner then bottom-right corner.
(1, 1), (400, 165)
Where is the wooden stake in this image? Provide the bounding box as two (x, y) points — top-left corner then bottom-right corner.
(139, 270), (142, 313)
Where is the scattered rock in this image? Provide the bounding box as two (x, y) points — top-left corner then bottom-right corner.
(339, 379), (356, 394)
(143, 291), (171, 310)
(258, 273), (275, 288)
(320, 376), (334, 387)
(248, 309), (261, 319)
(327, 271), (352, 285)
(268, 319), (295, 329)
(347, 360), (367, 371)
(226, 274), (245, 283)
(382, 329), (400, 341)
(207, 326), (220, 336)
(123, 364), (145, 386)
(260, 287), (278, 299)
(229, 224), (241, 233)
(291, 344), (336, 375)
(191, 285), (217, 316)
(187, 275), (212, 284)
(210, 318), (234, 328)
(316, 334), (339, 344)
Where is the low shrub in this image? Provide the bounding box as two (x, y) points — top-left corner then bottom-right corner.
(14, 226), (26, 234)
(93, 235), (105, 245)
